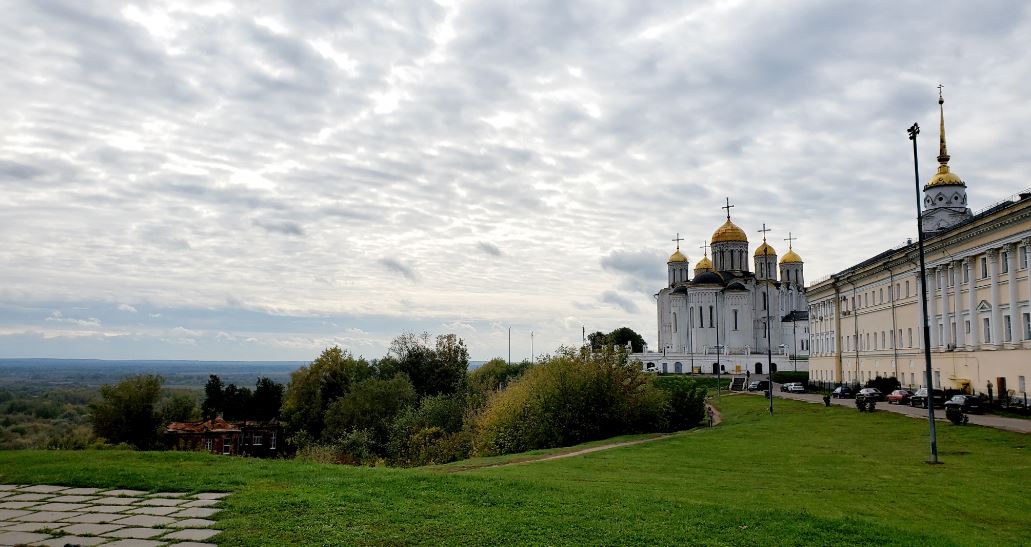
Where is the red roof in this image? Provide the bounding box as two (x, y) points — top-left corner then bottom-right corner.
(166, 418), (239, 433)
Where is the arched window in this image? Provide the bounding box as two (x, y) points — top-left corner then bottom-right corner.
(709, 305), (714, 327)
(673, 313), (678, 333)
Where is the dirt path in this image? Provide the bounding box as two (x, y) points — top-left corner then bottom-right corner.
(482, 403), (723, 469)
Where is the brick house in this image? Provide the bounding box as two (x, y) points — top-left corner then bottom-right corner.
(165, 417), (284, 457)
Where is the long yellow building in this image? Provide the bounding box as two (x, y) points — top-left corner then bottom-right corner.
(807, 93), (1031, 401)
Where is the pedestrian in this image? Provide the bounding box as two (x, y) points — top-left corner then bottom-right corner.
(707, 406), (715, 428)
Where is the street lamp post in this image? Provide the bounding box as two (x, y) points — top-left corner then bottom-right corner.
(760, 224), (775, 416)
(908, 121), (940, 464)
(715, 290), (722, 403)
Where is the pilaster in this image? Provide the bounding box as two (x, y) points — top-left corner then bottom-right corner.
(987, 248), (1001, 348)
(965, 257), (978, 349)
(927, 266), (939, 349)
(1006, 242), (1020, 348)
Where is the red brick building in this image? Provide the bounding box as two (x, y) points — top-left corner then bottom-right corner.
(165, 418), (284, 457)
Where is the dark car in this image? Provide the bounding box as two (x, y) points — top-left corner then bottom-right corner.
(747, 380), (770, 392)
(944, 394), (985, 414)
(910, 388), (947, 408)
(831, 386), (854, 399)
(887, 389), (913, 405)
(856, 388), (884, 402)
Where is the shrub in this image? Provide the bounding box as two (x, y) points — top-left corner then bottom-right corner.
(653, 377), (707, 431)
(323, 375), (417, 444)
(281, 347), (374, 441)
(471, 346), (667, 456)
(90, 374), (163, 449)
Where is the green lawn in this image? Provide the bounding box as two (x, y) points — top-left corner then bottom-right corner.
(2, 395), (1029, 546)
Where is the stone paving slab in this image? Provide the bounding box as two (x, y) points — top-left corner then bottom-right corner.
(163, 528), (220, 541)
(127, 507), (180, 516)
(93, 497), (139, 506)
(102, 490), (147, 497)
(48, 495), (99, 503)
(191, 492), (229, 500)
(18, 486), (68, 494)
(0, 530), (51, 545)
(5, 494), (52, 502)
(82, 505), (133, 513)
(112, 515), (175, 527)
(59, 522), (125, 535)
(0, 486), (20, 491)
(104, 526), (166, 539)
(166, 518), (215, 528)
(136, 498), (184, 507)
(0, 501), (41, 510)
(169, 508), (218, 518)
(60, 488), (105, 496)
(13, 511), (82, 522)
(63, 512), (127, 524)
(0, 522), (67, 532)
(180, 499), (220, 508)
(0, 493), (11, 499)
(0, 509), (32, 520)
(101, 539), (167, 547)
(31, 502), (90, 512)
(30, 535), (109, 546)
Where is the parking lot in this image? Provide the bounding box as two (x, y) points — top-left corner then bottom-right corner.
(738, 381), (1031, 434)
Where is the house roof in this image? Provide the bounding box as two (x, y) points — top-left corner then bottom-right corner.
(166, 417), (240, 434)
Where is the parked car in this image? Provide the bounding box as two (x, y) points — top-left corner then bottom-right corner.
(782, 382), (805, 394)
(887, 389), (913, 405)
(747, 380), (770, 392)
(856, 388), (884, 402)
(910, 388), (947, 408)
(944, 394), (985, 414)
(831, 386), (854, 399)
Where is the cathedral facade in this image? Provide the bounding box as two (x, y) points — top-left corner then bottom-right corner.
(632, 206), (810, 375)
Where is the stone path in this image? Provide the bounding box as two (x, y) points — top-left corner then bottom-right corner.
(0, 485), (226, 546)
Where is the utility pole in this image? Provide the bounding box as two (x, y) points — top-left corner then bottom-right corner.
(910, 119), (939, 464)
(508, 326), (512, 366)
(715, 290), (721, 403)
(531, 330), (534, 363)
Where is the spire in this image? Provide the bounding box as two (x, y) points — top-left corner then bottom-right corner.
(937, 83), (950, 167)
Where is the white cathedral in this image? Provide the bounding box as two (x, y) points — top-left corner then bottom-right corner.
(632, 204), (810, 375)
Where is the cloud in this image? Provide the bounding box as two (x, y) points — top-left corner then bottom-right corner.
(45, 311), (102, 327)
(378, 258), (419, 281)
(600, 291), (639, 314)
(476, 241), (503, 256)
(118, 304), (138, 313)
(2, 1), (1030, 359)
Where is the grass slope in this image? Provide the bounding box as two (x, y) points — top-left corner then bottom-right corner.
(2, 395), (1029, 546)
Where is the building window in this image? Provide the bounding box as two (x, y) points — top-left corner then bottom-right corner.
(673, 313), (678, 333)
(881, 331), (886, 348)
(271, 432), (277, 450)
(1005, 315), (1013, 342)
(709, 306), (714, 327)
(699, 306), (704, 325)
(965, 320), (971, 334)
(983, 318), (991, 343)
(934, 370), (941, 388)
(222, 438), (231, 455)
(253, 434), (263, 446)
(938, 324), (944, 343)
(1022, 246), (1029, 269)
(963, 264), (970, 283)
(908, 328), (913, 348)
(981, 256), (988, 278)
(1024, 313), (1031, 340)
(733, 309), (739, 331)
(1002, 252), (1010, 273)
(205, 438), (213, 452)
(905, 281), (910, 298)
(1020, 376), (1026, 394)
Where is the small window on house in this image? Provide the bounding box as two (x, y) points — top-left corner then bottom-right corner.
(879, 288), (883, 304)
(1024, 312), (1031, 340)
(963, 264), (970, 283)
(1004, 315), (1013, 342)
(733, 309), (739, 331)
(981, 256), (988, 278)
(965, 320), (971, 334)
(1022, 247), (1029, 269)
(271, 432), (277, 450)
(205, 438), (213, 452)
(908, 328), (913, 348)
(253, 434), (263, 446)
(1002, 252), (1010, 274)
(905, 280), (910, 297)
(222, 438), (231, 455)
(983, 318), (992, 343)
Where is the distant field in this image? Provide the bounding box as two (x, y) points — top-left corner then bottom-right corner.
(2, 395), (1028, 546)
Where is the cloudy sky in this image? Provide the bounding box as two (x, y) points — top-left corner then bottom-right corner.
(2, 0), (1030, 361)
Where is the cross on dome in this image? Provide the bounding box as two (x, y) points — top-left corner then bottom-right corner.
(672, 232), (684, 250)
(784, 232), (797, 249)
(721, 197), (735, 220)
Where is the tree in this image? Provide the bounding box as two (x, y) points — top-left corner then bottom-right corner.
(222, 384), (253, 421)
(587, 331), (608, 351)
(386, 332), (469, 397)
(608, 327), (646, 353)
(159, 393), (199, 424)
(201, 375), (224, 420)
(90, 374), (163, 449)
(323, 375), (417, 444)
(251, 377), (284, 422)
(281, 346), (373, 441)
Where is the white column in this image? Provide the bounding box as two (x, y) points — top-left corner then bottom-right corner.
(1024, 237), (1031, 346)
(927, 267), (939, 349)
(1007, 243), (1019, 345)
(954, 259), (966, 348)
(966, 258), (978, 348)
(988, 248), (1001, 345)
(944, 265), (948, 346)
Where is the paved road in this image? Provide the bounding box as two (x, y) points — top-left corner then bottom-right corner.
(736, 383), (1031, 434)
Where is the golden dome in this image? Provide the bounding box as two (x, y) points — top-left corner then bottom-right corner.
(694, 255), (713, 272)
(711, 219), (748, 243)
(753, 241), (777, 257)
(925, 90), (965, 189)
(668, 249), (688, 263)
(780, 249), (803, 264)
(926, 165), (964, 188)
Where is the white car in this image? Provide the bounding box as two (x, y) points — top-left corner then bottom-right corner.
(781, 382), (805, 393)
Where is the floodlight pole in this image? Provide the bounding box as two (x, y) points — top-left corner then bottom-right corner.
(760, 224), (774, 416)
(909, 122), (939, 464)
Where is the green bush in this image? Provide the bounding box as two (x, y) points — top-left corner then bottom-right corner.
(472, 346), (668, 456)
(772, 371), (809, 385)
(386, 395), (472, 466)
(323, 375), (417, 444)
(653, 377), (707, 431)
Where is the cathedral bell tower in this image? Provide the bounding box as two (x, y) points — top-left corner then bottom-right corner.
(753, 238), (777, 281)
(667, 233), (690, 287)
(710, 198), (749, 272)
(921, 87), (973, 233)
